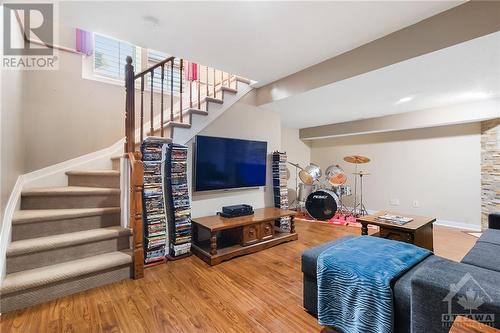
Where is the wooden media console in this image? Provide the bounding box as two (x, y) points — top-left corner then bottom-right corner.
(191, 208), (298, 265)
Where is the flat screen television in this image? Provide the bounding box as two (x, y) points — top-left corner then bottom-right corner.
(194, 135), (267, 191)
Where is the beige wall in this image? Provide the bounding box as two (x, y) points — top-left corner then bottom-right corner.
(22, 50), (126, 171)
(1, 7), (25, 224)
(310, 123), (482, 228)
(0, 69), (26, 225)
(21, 23), (178, 172)
(188, 91), (282, 218)
(281, 127), (311, 198)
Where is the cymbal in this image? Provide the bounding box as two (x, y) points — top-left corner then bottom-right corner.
(343, 155), (371, 164)
(352, 171), (371, 176)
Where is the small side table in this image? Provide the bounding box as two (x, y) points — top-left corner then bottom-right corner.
(356, 211), (435, 251)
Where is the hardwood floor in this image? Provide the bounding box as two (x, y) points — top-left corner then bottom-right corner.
(0, 221), (477, 333)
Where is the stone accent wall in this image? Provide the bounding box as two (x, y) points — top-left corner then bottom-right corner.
(481, 119), (500, 229)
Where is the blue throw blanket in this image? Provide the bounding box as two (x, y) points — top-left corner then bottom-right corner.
(317, 236), (431, 333)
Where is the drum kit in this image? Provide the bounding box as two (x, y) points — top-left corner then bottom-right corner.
(289, 155), (371, 221)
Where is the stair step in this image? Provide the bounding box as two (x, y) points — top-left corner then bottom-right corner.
(235, 76), (251, 84)
(163, 121), (191, 129)
(0, 251), (132, 313)
(221, 86), (238, 94)
(6, 226), (131, 273)
(12, 207), (121, 241)
(205, 97), (224, 104)
(188, 108), (209, 116)
(66, 170), (120, 188)
(21, 186), (120, 209)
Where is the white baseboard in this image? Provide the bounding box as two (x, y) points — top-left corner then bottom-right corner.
(0, 176), (23, 283)
(434, 219), (482, 232)
(23, 139), (124, 189)
(344, 206), (481, 231)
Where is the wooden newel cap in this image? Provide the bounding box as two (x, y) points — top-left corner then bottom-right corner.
(126, 56), (133, 65)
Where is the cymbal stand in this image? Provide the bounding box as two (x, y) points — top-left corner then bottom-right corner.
(351, 169), (368, 216)
(357, 172), (368, 216)
(351, 164), (358, 216)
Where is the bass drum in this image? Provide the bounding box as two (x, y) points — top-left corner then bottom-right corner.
(306, 190), (339, 221)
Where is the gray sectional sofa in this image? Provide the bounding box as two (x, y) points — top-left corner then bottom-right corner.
(301, 213), (500, 332)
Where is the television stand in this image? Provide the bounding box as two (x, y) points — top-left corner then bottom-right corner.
(191, 208), (298, 265)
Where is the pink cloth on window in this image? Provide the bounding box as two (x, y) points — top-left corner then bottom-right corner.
(185, 61), (198, 81)
(76, 28), (93, 55)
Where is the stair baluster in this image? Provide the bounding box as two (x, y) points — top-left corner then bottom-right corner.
(160, 64), (165, 137)
(206, 65), (209, 97)
(198, 64), (201, 109)
(150, 70), (154, 136)
(170, 60), (174, 122)
(190, 71), (193, 109)
(140, 76), (144, 143)
(180, 59), (183, 123)
(213, 68), (216, 97)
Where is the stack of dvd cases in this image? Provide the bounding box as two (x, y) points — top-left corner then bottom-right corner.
(272, 151), (291, 231)
(165, 144), (192, 258)
(141, 138), (169, 265)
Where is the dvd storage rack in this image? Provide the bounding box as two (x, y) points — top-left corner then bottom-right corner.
(164, 143), (192, 259)
(141, 138), (169, 267)
(272, 151), (291, 231)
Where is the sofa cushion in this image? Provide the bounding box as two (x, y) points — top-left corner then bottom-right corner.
(477, 229), (500, 246)
(301, 235), (355, 275)
(393, 255), (444, 333)
(461, 241), (500, 273)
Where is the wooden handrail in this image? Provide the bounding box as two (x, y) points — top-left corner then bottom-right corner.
(124, 52), (242, 279)
(134, 56), (175, 80)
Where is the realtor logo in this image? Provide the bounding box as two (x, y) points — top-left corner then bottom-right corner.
(2, 3), (58, 69)
(442, 273), (495, 328)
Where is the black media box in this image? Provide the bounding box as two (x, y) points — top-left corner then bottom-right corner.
(218, 204), (254, 218)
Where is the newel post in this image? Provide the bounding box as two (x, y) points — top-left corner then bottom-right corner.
(125, 56), (135, 153)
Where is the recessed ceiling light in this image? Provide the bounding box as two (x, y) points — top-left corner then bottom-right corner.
(395, 96), (414, 104)
(143, 15), (160, 30)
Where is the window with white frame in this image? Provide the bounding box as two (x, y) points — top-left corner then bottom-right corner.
(93, 33), (141, 81)
(147, 49), (184, 94)
(85, 33), (184, 95)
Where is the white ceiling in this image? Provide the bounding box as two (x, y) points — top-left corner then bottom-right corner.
(59, 1), (463, 86)
(263, 31), (500, 128)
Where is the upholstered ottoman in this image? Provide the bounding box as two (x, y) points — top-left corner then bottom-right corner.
(301, 236), (356, 316)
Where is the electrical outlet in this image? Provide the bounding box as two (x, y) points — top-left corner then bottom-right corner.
(390, 199), (400, 206)
(412, 200), (420, 208)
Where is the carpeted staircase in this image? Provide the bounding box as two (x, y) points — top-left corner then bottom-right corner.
(0, 166), (132, 313)
(0, 75), (252, 314)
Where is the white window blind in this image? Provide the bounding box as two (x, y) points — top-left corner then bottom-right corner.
(94, 34), (140, 80)
(147, 49), (184, 93)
